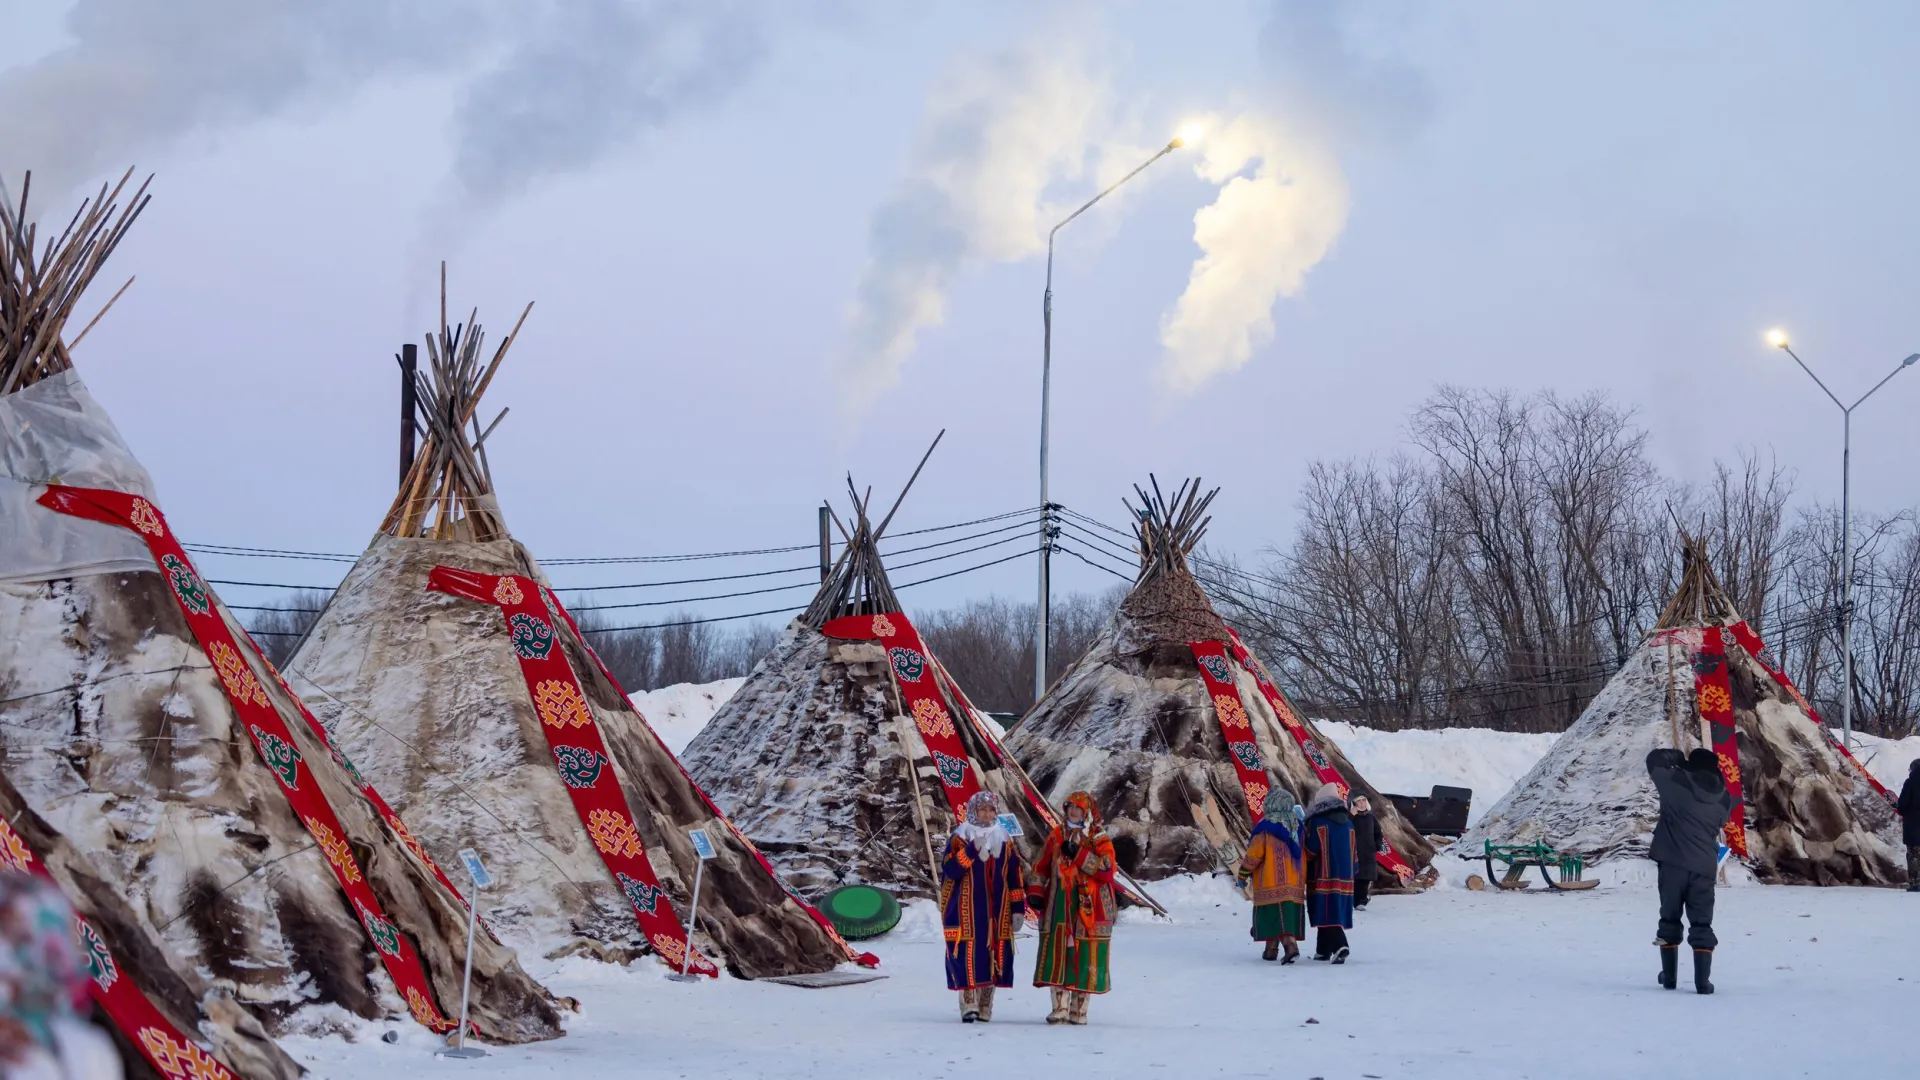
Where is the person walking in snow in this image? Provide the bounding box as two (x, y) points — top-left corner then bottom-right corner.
(940, 790), (1026, 1023)
(1029, 792), (1116, 1025)
(1898, 760), (1920, 892)
(1301, 783), (1357, 963)
(1647, 747), (1734, 993)
(1236, 787), (1306, 963)
(1349, 795), (1384, 911)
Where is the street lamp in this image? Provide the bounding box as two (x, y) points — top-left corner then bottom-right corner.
(1034, 131), (1190, 705)
(1765, 329), (1920, 748)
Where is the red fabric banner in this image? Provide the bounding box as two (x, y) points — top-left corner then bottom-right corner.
(539, 591), (879, 967)
(1724, 621), (1902, 813)
(426, 566), (717, 978)
(929, 655), (1059, 833)
(1690, 631), (1750, 856)
(235, 626), (494, 942)
(0, 815), (240, 1080)
(1188, 640), (1274, 823)
(38, 486), (455, 1032)
(822, 612), (981, 816)
(1223, 631), (1414, 880)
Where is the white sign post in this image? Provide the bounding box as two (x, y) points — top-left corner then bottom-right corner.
(439, 848), (492, 1059)
(667, 829), (716, 984)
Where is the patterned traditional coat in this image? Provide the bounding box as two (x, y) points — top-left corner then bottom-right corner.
(1303, 807), (1357, 929)
(1028, 794), (1117, 993)
(939, 833), (1026, 990)
(1237, 827), (1306, 908)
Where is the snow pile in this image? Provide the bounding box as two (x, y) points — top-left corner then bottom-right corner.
(1852, 730), (1920, 791)
(1315, 721), (1560, 824)
(630, 677), (746, 754)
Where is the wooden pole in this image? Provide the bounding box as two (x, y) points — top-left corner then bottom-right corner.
(819, 504), (831, 583)
(398, 343), (417, 486)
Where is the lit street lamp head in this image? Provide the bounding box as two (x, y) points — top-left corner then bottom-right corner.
(1765, 328), (1790, 349)
(1172, 121), (1205, 150)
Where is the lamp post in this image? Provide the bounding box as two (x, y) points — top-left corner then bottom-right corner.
(1765, 329), (1919, 749)
(1034, 129), (1194, 707)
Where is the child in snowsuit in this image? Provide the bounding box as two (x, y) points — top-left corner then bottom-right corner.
(1237, 787), (1306, 963)
(940, 790), (1026, 1022)
(1301, 783), (1357, 963)
(1029, 792), (1116, 1025)
(1647, 747), (1734, 993)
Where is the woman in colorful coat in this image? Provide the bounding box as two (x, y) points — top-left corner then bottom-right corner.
(1301, 782), (1357, 963)
(1028, 791), (1116, 1025)
(1236, 786), (1306, 963)
(940, 790), (1026, 1023)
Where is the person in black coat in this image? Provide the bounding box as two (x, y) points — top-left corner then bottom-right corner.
(1899, 760), (1920, 893)
(1349, 795), (1383, 910)
(1647, 747), (1735, 994)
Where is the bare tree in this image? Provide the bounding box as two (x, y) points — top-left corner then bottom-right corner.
(1670, 448), (1794, 634)
(576, 612), (660, 691)
(245, 590), (332, 667)
(919, 589), (1124, 714)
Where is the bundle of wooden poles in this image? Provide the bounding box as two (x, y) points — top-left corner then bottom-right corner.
(0, 168), (150, 395)
(1129, 475), (1219, 581)
(802, 432), (944, 626)
(380, 263), (532, 541)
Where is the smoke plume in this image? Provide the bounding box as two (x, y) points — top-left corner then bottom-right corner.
(841, 39), (1147, 417)
(0, 1), (782, 214)
(1156, 114), (1349, 390)
(1157, 0), (1432, 389)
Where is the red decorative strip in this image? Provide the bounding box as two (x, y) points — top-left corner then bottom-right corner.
(236, 626), (495, 943)
(540, 591), (879, 967)
(1189, 641), (1273, 823)
(38, 486), (455, 1032)
(0, 816), (239, 1080)
(823, 613), (981, 815)
(1224, 630), (1414, 880)
(1725, 621), (1902, 814)
(929, 655), (1059, 833)
(1690, 630), (1749, 857)
(426, 566), (717, 978)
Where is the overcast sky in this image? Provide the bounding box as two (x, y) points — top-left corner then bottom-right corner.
(4, 0), (1917, 624)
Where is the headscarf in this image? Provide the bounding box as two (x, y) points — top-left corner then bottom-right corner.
(1062, 791), (1100, 832)
(1252, 786), (1301, 856)
(1303, 782), (1347, 821)
(953, 790), (1010, 859)
(0, 873), (87, 1057)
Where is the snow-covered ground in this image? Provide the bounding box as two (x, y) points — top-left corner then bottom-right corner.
(283, 869), (1919, 1079)
(630, 677), (746, 754)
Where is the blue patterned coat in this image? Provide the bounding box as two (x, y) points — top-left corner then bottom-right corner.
(1303, 807), (1357, 929)
(940, 834), (1026, 989)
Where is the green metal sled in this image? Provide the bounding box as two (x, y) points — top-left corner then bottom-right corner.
(1483, 839), (1599, 891)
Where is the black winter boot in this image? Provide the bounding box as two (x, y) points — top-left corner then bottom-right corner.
(1692, 949), (1714, 995)
(1657, 945), (1678, 990)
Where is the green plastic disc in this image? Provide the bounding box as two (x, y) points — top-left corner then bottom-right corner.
(822, 884), (901, 940)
